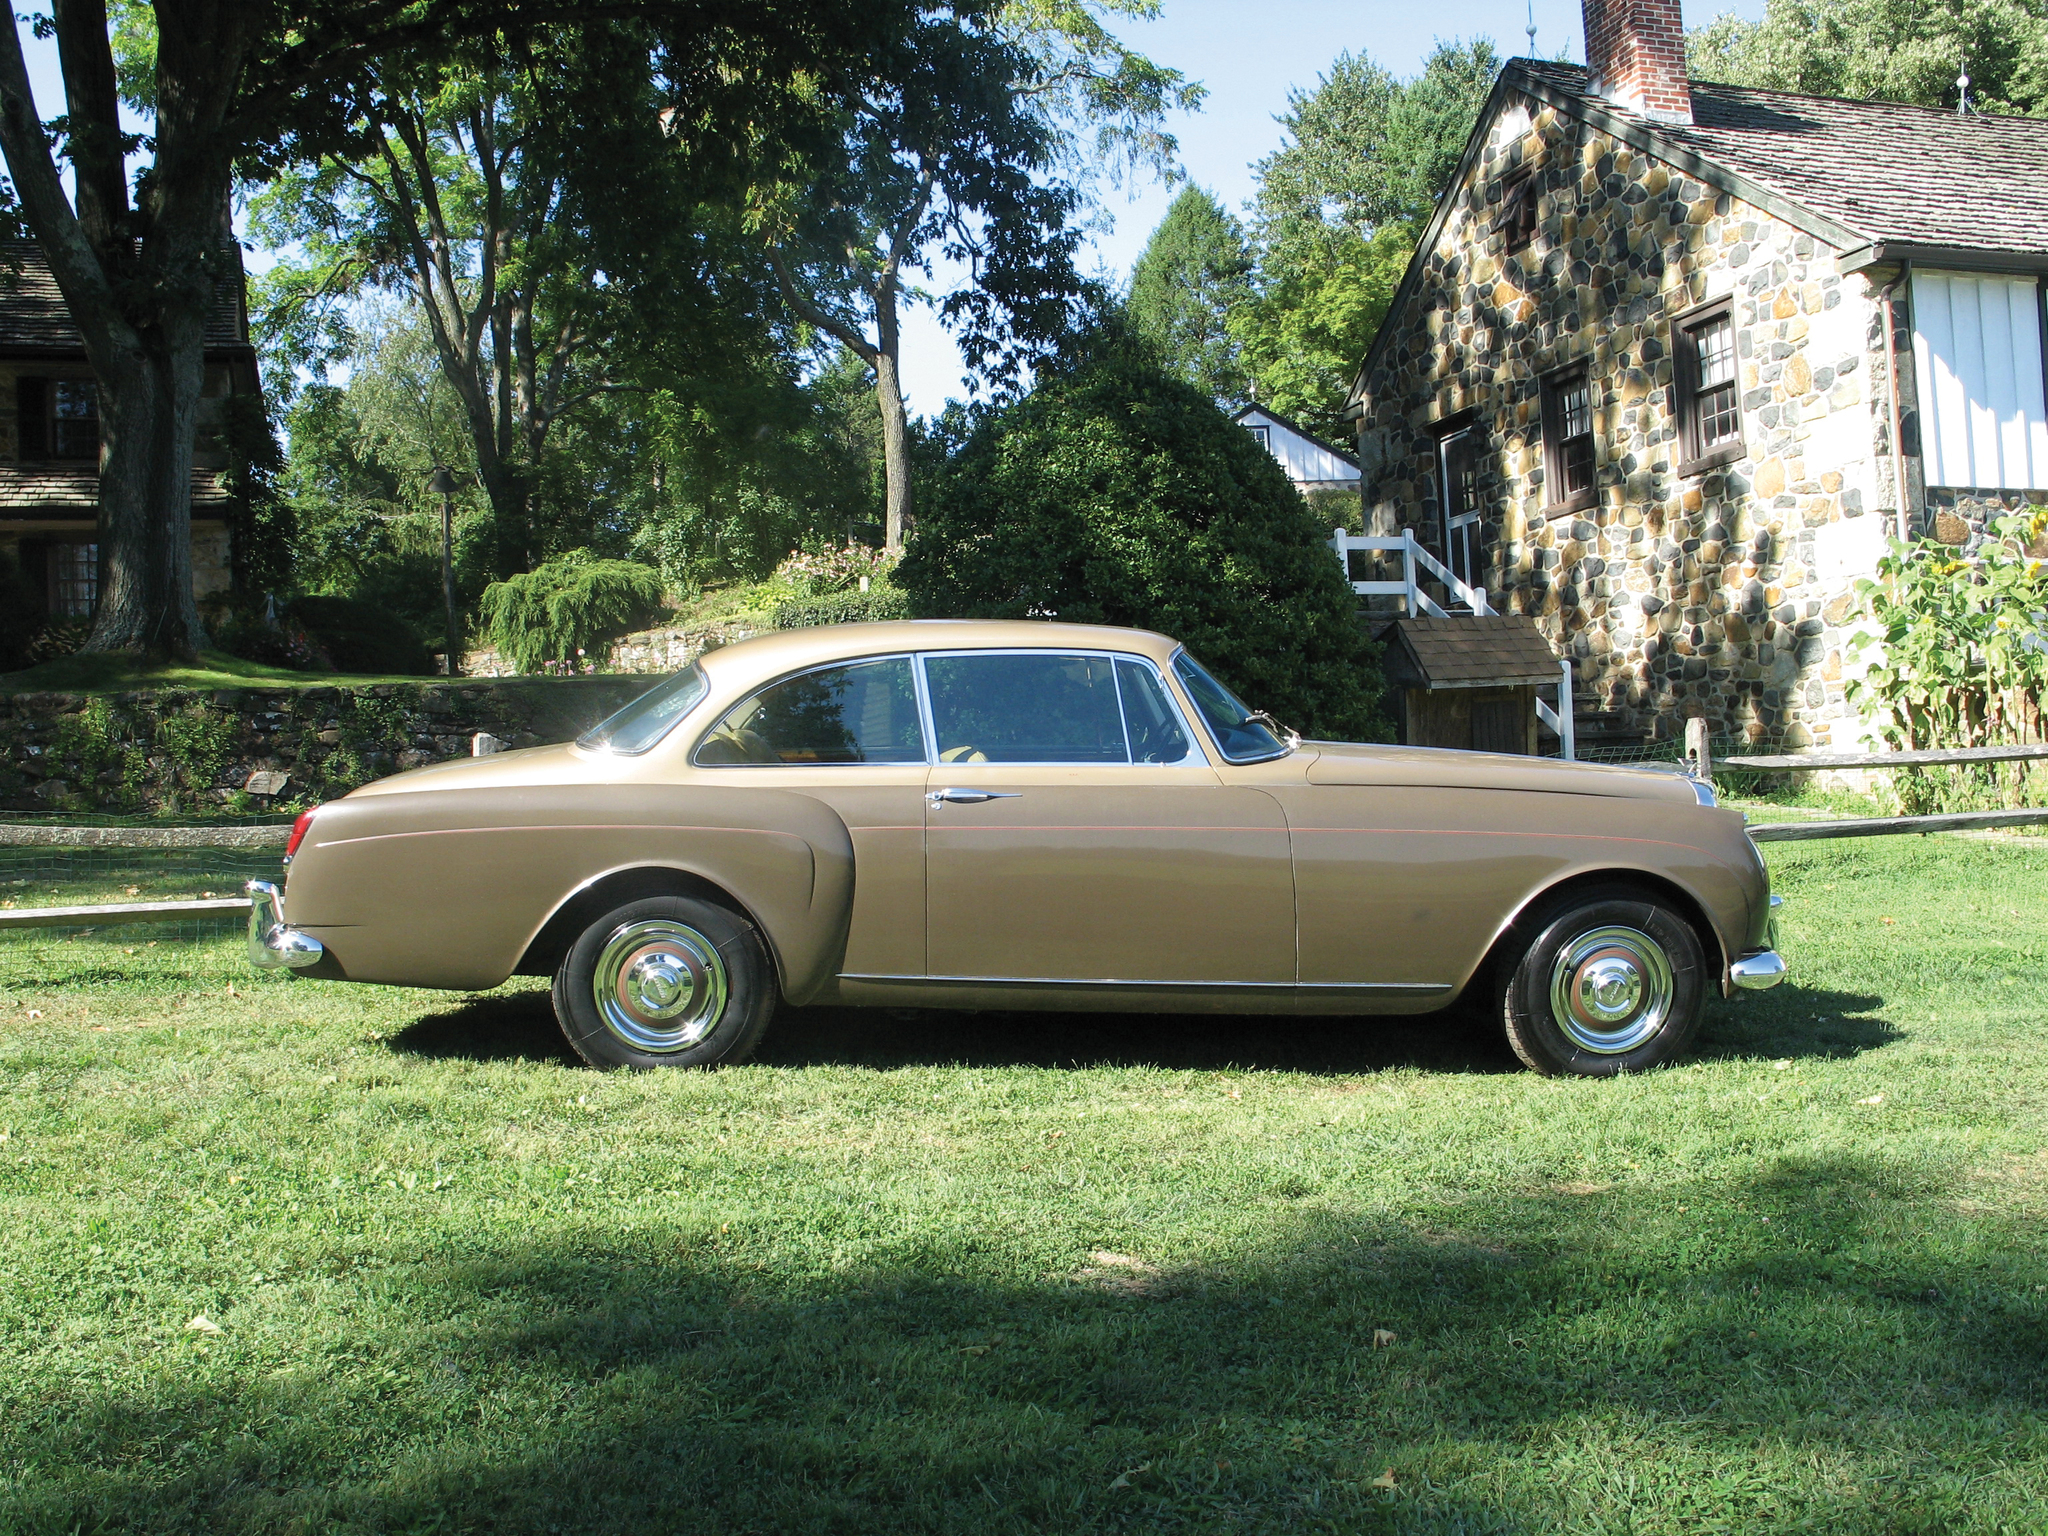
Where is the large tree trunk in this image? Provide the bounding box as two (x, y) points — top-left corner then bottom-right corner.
(0, 0), (248, 662)
(90, 320), (209, 654)
(874, 297), (911, 551)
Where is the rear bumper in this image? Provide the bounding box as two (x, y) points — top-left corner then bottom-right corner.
(247, 880), (325, 971)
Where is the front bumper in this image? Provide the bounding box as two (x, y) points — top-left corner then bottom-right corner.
(247, 880), (325, 970)
(1729, 949), (1787, 989)
(1728, 893), (1786, 991)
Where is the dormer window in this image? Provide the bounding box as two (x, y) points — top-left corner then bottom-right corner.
(16, 377), (100, 461)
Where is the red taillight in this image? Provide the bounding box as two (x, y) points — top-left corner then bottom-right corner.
(284, 808), (319, 863)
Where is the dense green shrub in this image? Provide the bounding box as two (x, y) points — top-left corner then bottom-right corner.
(479, 550), (667, 673)
(897, 348), (1386, 741)
(289, 595), (433, 676)
(772, 582), (911, 630)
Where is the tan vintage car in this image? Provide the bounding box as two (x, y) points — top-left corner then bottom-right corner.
(248, 619), (1784, 1075)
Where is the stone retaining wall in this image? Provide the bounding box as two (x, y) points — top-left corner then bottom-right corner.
(0, 676), (646, 816)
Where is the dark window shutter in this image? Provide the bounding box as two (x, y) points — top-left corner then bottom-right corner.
(16, 376), (46, 459)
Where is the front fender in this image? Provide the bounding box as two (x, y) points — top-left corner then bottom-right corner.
(284, 784), (855, 995)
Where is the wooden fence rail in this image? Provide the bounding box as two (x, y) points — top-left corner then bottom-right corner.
(1715, 744), (2048, 774)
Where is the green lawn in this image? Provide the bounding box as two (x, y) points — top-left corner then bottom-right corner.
(0, 649), (430, 695)
(2, 835), (2046, 1534)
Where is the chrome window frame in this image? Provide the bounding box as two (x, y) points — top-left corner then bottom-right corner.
(914, 647), (1207, 769)
(1167, 648), (1292, 765)
(689, 653), (931, 769)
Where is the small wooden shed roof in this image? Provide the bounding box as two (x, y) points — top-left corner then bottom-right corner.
(1379, 615), (1561, 691)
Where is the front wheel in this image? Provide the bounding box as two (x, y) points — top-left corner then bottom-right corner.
(1498, 887), (1706, 1076)
(552, 894), (777, 1070)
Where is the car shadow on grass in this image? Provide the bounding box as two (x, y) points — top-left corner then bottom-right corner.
(384, 984), (1901, 1076)
(10, 1154), (2046, 1534)
(1693, 985), (1899, 1063)
(388, 991), (580, 1067)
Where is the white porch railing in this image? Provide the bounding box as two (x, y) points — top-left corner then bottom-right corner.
(1329, 527), (1492, 617)
(1533, 657), (1576, 761)
(1332, 526), (1575, 760)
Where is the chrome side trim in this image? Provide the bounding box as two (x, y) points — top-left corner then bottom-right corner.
(837, 972), (1453, 996)
(1728, 950), (1787, 990)
(1689, 777), (1719, 807)
(246, 880), (325, 971)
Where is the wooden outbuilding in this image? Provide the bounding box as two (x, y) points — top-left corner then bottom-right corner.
(1378, 614), (1565, 756)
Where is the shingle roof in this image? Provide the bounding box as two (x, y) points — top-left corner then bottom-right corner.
(0, 242), (249, 352)
(1516, 60), (2048, 263)
(0, 465), (229, 514)
(1380, 615), (1563, 689)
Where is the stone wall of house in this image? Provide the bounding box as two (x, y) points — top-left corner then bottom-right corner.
(1354, 91), (1916, 749)
(0, 676), (644, 816)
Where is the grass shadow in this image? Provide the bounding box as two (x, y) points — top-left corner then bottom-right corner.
(11, 1154), (2045, 1533)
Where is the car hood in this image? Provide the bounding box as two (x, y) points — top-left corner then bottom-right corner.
(1296, 741), (1699, 804)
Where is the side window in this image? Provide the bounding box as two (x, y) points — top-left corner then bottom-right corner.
(694, 657), (925, 766)
(1114, 658), (1193, 764)
(924, 652), (1128, 764)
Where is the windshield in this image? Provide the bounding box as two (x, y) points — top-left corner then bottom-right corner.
(576, 664), (710, 754)
(1171, 652), (1289, 763)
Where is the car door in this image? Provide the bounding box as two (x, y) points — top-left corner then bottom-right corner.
(918, 649), (1294, 988)
(690, 652), (931, 977)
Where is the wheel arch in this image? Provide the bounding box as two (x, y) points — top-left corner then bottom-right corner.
(515, 864), (783, 992)
(1472, 866), (1727, 998)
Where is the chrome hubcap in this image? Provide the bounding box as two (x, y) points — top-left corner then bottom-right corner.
(1548, 925), (1673, 1055)
(591, 919), (729, 1053)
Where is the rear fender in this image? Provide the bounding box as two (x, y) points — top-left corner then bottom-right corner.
(284, 784), (854, 997)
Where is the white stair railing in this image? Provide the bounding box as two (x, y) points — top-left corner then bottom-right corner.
(1532, 656), (1576, 761)
(1332, 527), (1574, 760)
(1329, 527), (1491, 616)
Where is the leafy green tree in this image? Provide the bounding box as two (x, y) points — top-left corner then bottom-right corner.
(1231, 39), (1499, 440)
(897, 328), (1387, 741)
(754, 0), (1196, 551)
(1126, 185), (1252, 402)
(1690, 0), (2048, 114)
(0, 0), (927, 661)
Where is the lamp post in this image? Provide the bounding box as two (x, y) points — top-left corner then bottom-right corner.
(429, 466), (460, 676)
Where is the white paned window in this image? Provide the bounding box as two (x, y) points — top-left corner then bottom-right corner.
(1910, 270), (2048, 491)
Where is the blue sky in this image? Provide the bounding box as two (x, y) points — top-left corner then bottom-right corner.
(895, 0), (1769, 415)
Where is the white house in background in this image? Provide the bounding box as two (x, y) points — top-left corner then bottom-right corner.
(1233, 404), (1361, 497)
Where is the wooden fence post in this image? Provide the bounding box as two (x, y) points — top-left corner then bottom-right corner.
(1685, 717), (1712, 779)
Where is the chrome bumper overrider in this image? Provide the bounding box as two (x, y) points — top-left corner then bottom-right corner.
(246, 880), (324, 970)
(1729, 949), (1787, 990)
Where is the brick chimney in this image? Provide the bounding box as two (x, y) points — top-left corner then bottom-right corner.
(1582, 0), (1693, 125)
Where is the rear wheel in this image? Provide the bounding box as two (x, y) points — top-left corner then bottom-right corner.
(551, 894), (776, 1070)
(1498, 887), (1706, 1076)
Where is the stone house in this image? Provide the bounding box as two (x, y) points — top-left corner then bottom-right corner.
(0, 242), (263, 625)
(1345, 0), (2048, 751)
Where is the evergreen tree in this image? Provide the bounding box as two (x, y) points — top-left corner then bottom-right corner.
(1126, 185), (1252, 402)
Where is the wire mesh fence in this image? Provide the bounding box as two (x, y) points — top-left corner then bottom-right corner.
(0, 833), (286, 946)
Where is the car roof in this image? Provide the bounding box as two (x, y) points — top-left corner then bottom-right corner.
(694, 619), (1184, 684)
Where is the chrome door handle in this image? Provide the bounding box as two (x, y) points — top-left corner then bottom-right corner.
(927, 787), (1022, 805)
